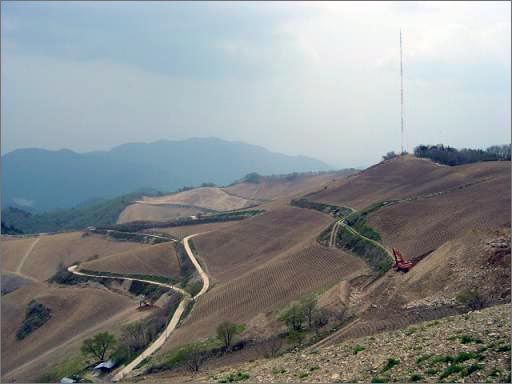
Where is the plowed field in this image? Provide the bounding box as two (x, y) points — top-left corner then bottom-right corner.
(80, 242), (181, 280)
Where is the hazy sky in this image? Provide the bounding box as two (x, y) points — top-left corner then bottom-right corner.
(2, 1), (510, 167)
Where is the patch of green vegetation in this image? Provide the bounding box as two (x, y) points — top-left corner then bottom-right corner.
(16, 300), (52, 340)
(439, 364), (464, 379)
(462, 364), (483, 377)
(458, 334), (483, 344)
(336, 225), (393, 273)
(309, 366), (320, 372)
(416, 354), (432, 365)
(353, 344), (365, 354)
(410, 374), (423, 382)
(290, 199), (352, 217)
(488, 367), (501, 377)
(78, 269), (175, 285)
(298, 371), (310, 379)
(371, 377), (389, 383)
(129, 280), (170, 301)
(495, 343), (510, 353)
(382, 358), (400, 372)
(405, 327), (417, 335)
(38, 356), (85, 383)
(431, 354), (454, 364)
(2, 192), (146, 234)
(218, 371), (250, 383)
(186, 280), (203, 297)
(454, 351), (478, 363)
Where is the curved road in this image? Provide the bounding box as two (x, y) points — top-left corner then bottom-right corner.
(66, 233), (209, 382)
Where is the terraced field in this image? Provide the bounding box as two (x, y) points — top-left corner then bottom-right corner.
(308, 156), (510, 210)
(367, 173), (510, 261)
(161, 241), (368, 351)
(192, 206), (333, 282)
(80, 242), (181, 280)
(2, 232), (151, 282)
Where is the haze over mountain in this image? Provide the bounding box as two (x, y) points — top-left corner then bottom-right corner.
(1, 137), (331, 212)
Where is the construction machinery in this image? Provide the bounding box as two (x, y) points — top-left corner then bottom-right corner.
(392, 248), (414, 272)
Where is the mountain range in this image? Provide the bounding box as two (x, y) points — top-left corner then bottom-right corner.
(1, 138), (331, 212)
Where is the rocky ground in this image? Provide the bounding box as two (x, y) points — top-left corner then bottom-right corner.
(201, 304), (510, 383)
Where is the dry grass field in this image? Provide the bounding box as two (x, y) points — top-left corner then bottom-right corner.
(1, 236), (40, 273)
(138, 187), (258, 211)
(117, 203), (202, 224)
(308, 156), (510, 210)
(80, 242), (181, 279)
(1, 282), (141, 382)
(2, 232), (151, 281)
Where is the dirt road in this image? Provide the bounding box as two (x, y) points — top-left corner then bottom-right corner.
(183, 234), (210, 299)
(66, 233), (210, 381)
(15, 236), (40, 274)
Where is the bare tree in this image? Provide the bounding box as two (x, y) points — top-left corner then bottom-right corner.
(182, 342), (209, 373)
(255, 335), (283, 358)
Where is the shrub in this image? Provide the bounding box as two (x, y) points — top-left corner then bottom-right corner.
(462, 364), (483, 377)
(353, 344), (365, 354)
(382, 151), (398, 161)
(16, 300), (52, 340)
(458, 334), (483, 344)
(416, 354), (432, 364)
(218, 371), (250, 382)
(410, 374), (423, 382)
(371, 377), (389, 383)
(382, 358), (400, 372)
(454, 351), (477, 363)
(298, 371), (309, 378)
(439, 364), (463, 379)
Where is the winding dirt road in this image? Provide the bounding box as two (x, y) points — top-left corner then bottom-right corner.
(66, 233), (209, 381)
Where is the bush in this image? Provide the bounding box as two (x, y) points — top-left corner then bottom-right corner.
(16, 300), (52, 340)
(456, 289), (487, 310)
(439, 364), (463, 379)
(410, 374), (423, 382)
(353, 344), (365, 354)
(382, 358), (400, 372)
(371, 377), (389, 383)
(382, 151), (398, 160)
(218, 371), (250, 382)
(129, 280), (169, 302)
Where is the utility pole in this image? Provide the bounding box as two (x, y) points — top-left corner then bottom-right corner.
(400, 29), (405, 154)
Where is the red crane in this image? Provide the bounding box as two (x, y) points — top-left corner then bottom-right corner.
(392, 248), (414, 272)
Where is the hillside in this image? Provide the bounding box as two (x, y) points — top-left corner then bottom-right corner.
(202, 304), (510, 383)
(2, 138), (330, 212)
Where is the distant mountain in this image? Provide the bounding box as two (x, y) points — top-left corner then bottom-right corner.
(1, 138), (331, 212)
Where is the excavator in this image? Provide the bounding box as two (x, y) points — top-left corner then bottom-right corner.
(392, 248), (414, 272)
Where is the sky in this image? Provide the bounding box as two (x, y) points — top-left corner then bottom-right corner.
(1, 1), (510, 168)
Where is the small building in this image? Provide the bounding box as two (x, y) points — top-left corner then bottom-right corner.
(93, 359), (116, 373)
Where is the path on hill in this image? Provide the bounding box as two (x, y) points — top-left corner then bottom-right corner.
(15, 236), (40, 274)
(66, 233), (210, 382)
(183, 233), (210, 298)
